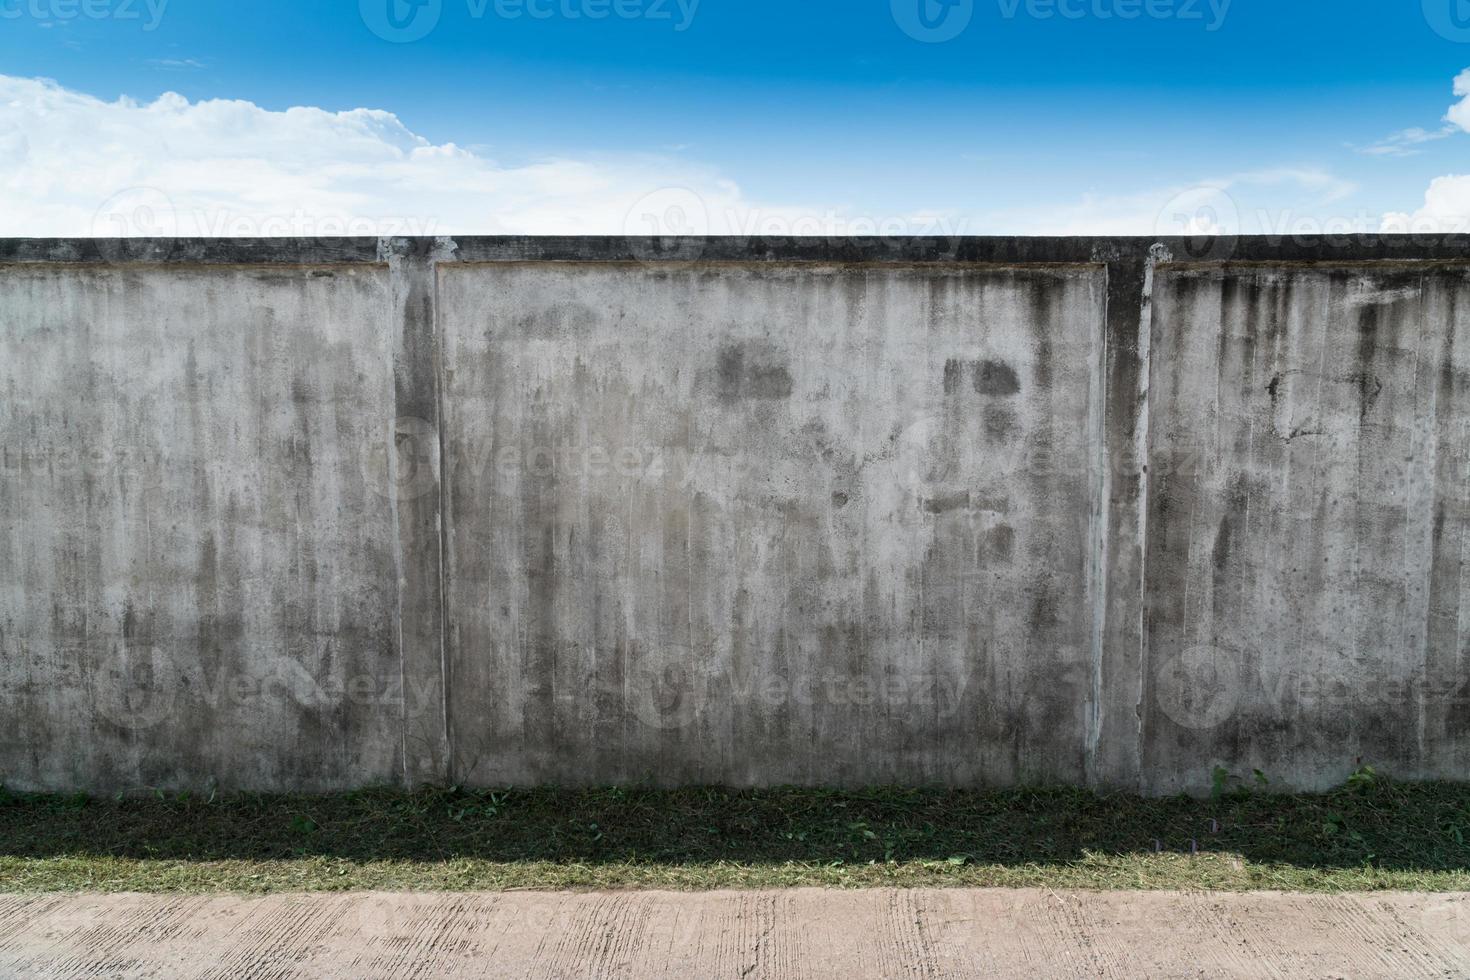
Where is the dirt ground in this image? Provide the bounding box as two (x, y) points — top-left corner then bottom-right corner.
(1, 888), (1466, 978)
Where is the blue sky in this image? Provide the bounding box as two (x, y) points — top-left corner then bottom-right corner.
(4, 0), (1470, 235)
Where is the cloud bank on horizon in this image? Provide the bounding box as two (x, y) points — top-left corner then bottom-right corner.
(2, 71), (1469, 238)
(1380, 69), (1470, 233)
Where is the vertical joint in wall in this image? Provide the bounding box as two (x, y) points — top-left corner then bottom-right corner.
(1085, 242), (1164, 791)
(383, 235), (457, 788)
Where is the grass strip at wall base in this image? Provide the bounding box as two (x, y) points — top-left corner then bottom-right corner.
(2, 774), (1467, 894)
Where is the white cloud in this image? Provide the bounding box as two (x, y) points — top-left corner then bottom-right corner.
(1381, 175), (1470, 233)
(1358, 126), (1455, 158)
(1443, 68), (1470, 133)
(989, 168), (1359, 237)
(1380, 68), (1470, 232)
(147, 58), (208, 71)
(1359, 70), (1470, 157)
(0, 74), (1370, 240)
(0, 74), (966, 239)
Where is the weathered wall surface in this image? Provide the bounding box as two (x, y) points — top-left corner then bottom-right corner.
(0, 262), (405, 792)
(1143, 263), (1470, 794)
(2, 237), (1468, 794)
(438, 263), (1105, 786)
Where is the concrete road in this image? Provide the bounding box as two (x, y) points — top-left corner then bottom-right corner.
(1, 889), (1467, 978)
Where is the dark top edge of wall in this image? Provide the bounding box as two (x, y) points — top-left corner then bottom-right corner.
(6, 236), (1470, 265)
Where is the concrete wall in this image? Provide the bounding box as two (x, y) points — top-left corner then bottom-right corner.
(2, 237), (1468, 795)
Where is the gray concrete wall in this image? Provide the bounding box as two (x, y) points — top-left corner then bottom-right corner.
(2, 237), (1468, 795)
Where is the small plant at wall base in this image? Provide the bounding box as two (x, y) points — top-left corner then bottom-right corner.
(0, 772), (1467, 894)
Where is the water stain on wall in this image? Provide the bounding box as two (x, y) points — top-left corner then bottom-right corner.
(942, 358), (1022, 398)
(714, 342), (794, 403)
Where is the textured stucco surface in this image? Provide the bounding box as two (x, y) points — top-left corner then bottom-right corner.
(3, 237), (1469, 794)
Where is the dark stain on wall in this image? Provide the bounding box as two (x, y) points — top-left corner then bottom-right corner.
(943, 358), (1022, 398)
(921, 491), (971, 514)
(982, 524), (1016, 564)
(975, 360), (1021, 397)
(1343, 372), (1384, 422)
(716, 343), (794, 402)
(985, 405), (1021, 443)
(1354, 301), (1380, 423)
(514, 301), (601, 338)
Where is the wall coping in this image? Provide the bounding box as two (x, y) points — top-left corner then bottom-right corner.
(5, 235), (1470, 266)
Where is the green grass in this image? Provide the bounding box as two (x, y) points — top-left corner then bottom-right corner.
(1, 773), (1468, 894)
